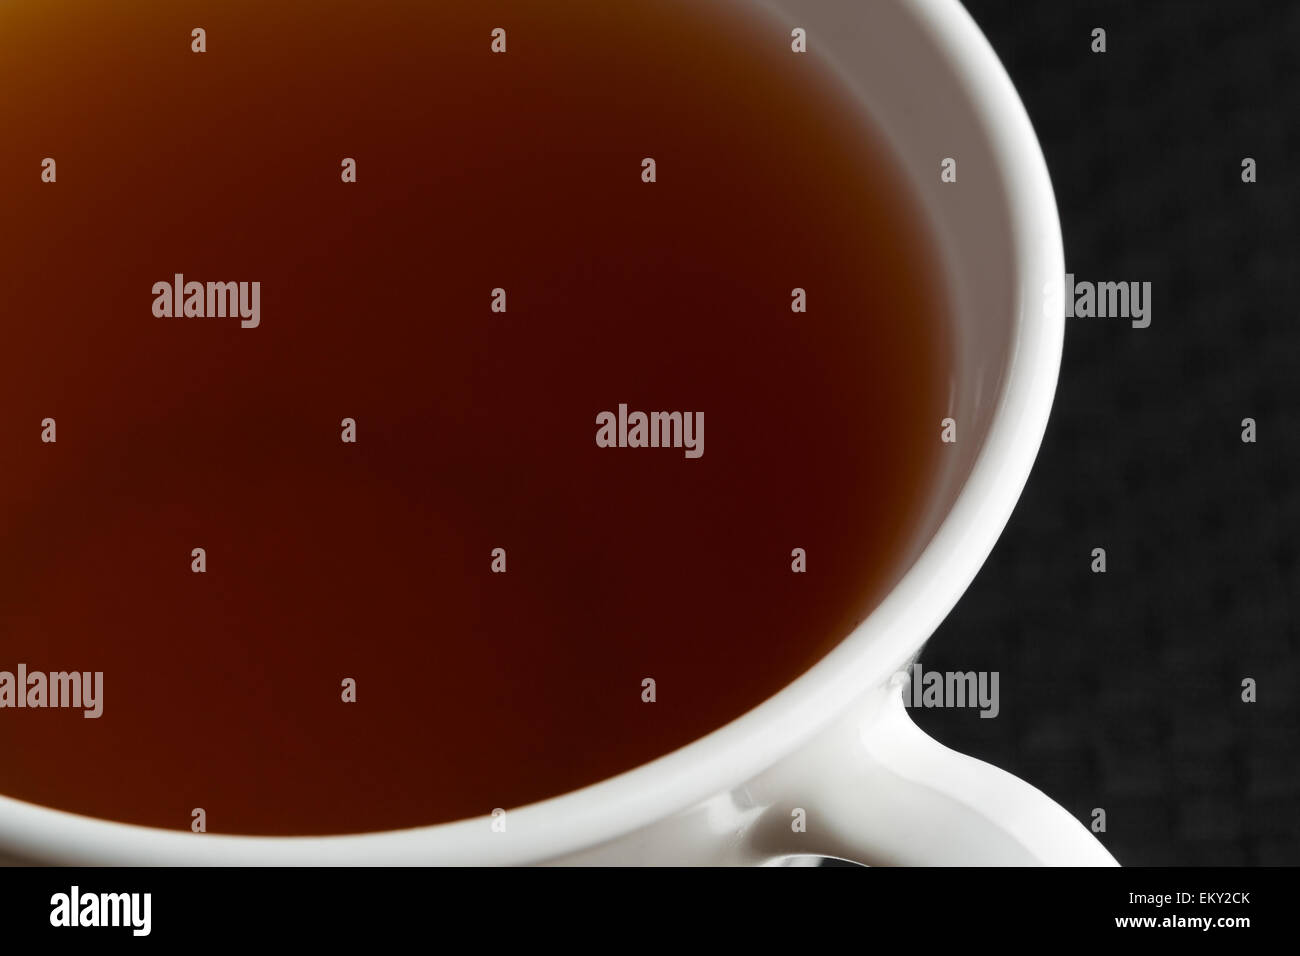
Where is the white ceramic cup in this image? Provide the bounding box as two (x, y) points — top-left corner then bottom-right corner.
(0, 0), (1116, 865)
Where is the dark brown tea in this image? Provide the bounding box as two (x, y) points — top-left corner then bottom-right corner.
(0, 0), (951, 834)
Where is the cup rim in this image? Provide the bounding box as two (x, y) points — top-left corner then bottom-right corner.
(0, 0), (1065, 864)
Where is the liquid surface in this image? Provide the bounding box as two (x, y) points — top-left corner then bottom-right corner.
(0, 0), (950, 834)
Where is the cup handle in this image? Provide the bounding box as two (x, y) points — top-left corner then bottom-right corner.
(746, 679), (1119, 866)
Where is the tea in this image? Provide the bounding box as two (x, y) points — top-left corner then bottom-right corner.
(0, 0), (951, 834)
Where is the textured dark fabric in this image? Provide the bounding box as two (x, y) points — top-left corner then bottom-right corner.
(899, 0), (1299, 866)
